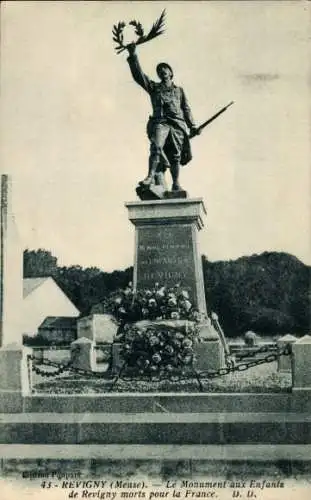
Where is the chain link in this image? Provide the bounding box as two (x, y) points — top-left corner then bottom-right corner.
(31, 356), (72, 377)
(29, 344), (292, 384)
(198, 345), (291, 379)
(30, 355), (105, 378)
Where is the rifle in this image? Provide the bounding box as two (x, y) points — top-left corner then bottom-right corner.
(189, 101), (234, 139)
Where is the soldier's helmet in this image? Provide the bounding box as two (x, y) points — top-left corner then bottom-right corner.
(156, 62), (174, 79)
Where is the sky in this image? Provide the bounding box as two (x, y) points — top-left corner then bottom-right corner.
(0, 0), (310, 271)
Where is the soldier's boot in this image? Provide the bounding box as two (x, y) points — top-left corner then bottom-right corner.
(141, 156), (159, 186)
(170, 162), (182, 191)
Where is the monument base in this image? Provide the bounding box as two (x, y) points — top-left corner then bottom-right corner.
(136, 183), (166, 200)
(136, 183), (188, 201)
(126, 197), (207, 314)
(124, 197), (226, 373)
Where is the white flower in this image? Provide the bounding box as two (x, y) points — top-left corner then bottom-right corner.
(115, 297), (122, 305)
(182, 338), (193, 348)
(180, 290), (189, 299)
(156, 289), (165, 299)
(152, 353), (162, 364)
(181, 299), (192, 311)
(168, 298), (177, 307)
(165, 345), (174, 354)
(149, 336), (160, 346)
(171, 311), (180, 319)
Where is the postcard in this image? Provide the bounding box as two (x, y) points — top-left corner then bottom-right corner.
(0, 1), (310, 500)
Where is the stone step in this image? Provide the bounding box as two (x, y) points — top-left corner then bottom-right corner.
(21, 392), (310, 414)
(1, 412), (311, 444)
(1, 443), (311, 461)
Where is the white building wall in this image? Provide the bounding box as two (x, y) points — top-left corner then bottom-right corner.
(22, 278), (79, 336)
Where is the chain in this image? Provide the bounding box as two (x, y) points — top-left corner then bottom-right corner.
(117, 346), (289, 382)
(198, 344), (291, 379)
(31, 356), (72, 377)
(30, 344), (291, 385)
(30, 356), (106, 378)
(115, 344), (293, 388)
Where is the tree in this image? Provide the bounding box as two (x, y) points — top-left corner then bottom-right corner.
(24, 249), (58, 278)
(203, 252), (311, 337)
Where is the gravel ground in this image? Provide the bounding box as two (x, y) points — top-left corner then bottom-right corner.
(33, 361), (292, 394)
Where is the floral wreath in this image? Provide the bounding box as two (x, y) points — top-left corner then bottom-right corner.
(103, 283), (204, 377)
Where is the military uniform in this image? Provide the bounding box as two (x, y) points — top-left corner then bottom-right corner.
(127, 53), (196, 178)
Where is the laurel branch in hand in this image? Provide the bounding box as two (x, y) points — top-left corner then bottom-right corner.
(112, 10), (166, 54)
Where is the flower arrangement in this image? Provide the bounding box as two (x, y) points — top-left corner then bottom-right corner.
(103, 282), (203, 325)
(103, 283), (204, 377)
(117, 320), (200, 377)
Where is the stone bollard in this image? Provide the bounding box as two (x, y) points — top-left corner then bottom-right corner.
(277, 334), (297, 373)
(0, 343), (32, 412)
(70, 337), (96, 372)
(194, 322), (225, 372)
(244, 331), (258, 347)
(292, 335), (311, 391)
(33, 347), (44, 363)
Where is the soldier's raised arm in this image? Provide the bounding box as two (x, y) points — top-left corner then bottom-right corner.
(126, 43), (154, 93)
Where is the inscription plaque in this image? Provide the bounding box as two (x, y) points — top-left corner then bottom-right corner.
(136, 224), (198, 304)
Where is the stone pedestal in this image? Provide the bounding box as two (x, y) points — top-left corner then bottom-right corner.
(277, 334), (297, 373)
(33, 347), (44, 363)
(77, 314), (118, 344)
(292, 335), (311, 391)
(194, 326), (225, 372)
(70, 337), (96, 372)
(126, 198), (207, 314)
(0, 343), (32, 411)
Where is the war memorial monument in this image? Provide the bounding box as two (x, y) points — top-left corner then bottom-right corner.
(119, 13), (232, 315)
(0, 8), (310, 487)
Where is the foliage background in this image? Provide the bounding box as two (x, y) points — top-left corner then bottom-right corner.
(24, 249), (311, 338)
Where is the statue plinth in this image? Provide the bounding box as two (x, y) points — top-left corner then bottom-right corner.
(125, 198), (207, 314)
(136, 183), (188, 201)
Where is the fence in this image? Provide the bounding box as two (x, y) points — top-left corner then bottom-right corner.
(29, 338), (291, 393)
(1, 334), (310, 398)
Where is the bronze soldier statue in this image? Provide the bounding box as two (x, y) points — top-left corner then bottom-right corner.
(126, 43), (200, 192)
